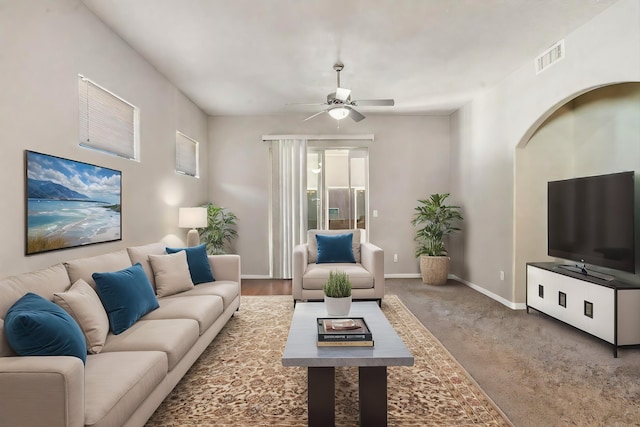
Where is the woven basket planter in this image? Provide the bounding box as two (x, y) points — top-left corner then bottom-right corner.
(419, 256), (450, 285)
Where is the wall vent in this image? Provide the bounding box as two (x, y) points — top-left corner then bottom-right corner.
(535, 40), (564, 74)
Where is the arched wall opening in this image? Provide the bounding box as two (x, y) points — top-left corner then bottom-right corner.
(514, 82), (640, 302)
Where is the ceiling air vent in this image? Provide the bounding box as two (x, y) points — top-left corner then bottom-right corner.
(535, 40), (564, 74)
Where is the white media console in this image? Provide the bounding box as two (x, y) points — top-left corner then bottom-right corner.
(526, 263), (640, 357)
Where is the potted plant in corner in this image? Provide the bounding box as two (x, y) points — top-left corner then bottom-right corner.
(411, 193), (463, 285)
(324, 270), (352, 316)
(199, 203), (238, 254)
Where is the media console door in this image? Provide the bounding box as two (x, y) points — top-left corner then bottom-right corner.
(526, 264), (640, 357)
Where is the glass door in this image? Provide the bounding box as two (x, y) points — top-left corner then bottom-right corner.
(306, 147), (368, 240)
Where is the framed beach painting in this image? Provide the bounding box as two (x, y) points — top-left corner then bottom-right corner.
(25, 150), (122, 255)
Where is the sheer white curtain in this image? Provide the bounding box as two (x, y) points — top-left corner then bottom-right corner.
(270, 139), (307, 278)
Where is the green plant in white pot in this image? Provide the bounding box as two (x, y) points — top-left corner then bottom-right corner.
(323, 270), (352, 316)
(411, 193), (463, 285)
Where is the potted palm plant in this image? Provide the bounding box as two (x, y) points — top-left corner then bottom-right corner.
(411, 193), (463, 285)
(198, 203), (238, 254)
(323, 270), (352, 316)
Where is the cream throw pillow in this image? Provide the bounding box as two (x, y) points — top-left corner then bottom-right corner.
(148, 251), (195, 297)
(53, 279), (109, 354)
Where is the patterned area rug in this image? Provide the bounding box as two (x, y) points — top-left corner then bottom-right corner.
(146, 295), (512, 426)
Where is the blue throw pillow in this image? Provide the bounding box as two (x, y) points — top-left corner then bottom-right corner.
(166, 244), (215, 284)
(316, 233), (356, 264)
(5, 293), (87, 364)
(92, 263), (159, 335)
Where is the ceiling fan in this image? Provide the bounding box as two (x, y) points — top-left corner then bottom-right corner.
(299, 63), (395, 122)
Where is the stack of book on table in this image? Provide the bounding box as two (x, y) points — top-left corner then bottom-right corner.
(316, 317), (374, 347)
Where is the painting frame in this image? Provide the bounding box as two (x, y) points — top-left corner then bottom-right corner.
(25, 150), (122, 255)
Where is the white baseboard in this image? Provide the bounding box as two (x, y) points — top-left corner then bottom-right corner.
(449, 275), (526, 310)
(241, 275), (273, 280)
(385, 273), (422, 279)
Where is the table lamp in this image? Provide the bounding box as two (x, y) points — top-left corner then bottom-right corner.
(178, 207), (207, 247)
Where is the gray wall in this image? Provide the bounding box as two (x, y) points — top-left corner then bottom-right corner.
(208, 114), (450, 277)
(0, 1), (209, 278)
(450, 0), (640, 306)
(516, 83), (640, 293)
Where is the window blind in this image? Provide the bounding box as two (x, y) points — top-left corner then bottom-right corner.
(79, 76), (138, 160)
(176, 131), (199, 177)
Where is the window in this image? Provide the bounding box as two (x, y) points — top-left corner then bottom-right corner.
(175, 131), (199, 177)
(78, 75), (139, 160)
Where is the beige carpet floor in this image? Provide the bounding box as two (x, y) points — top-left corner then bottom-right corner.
(146, 295), (512, 426)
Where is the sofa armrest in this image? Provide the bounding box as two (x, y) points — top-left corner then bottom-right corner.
(292, 244), (309, 301)
(361, 242), (385, 298)
(208, 254), (241, 284)
(0, 356), (84, 427)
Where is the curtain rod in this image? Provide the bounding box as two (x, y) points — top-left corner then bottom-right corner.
(261, 134), (374, 141)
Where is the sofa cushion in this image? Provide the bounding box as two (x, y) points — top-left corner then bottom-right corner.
(65, 249), (132, 288)
(142, 295), (223, 335)
(166, 244), (215, 284)
(84, 351), (167, 427)
(5, 293), (87, 364)
(101, 319), (199, 371)
(148, 251), (195, 297)
(93, 263), (159, 335)
(302, 263), (374, 290)
(164, 281), (238, 311)
(53, 279), (110, 354)
(126, 242), (168, 292)
(0, 264), (71, 319)
(308, 229), (361, 263)
(0, 319), (15, 357)
(316, 233), (356, 263)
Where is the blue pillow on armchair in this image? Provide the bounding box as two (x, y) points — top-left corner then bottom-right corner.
(166, 244), (215, 284)
(316, 233), (356, 263)
(5, 292), (87, 364)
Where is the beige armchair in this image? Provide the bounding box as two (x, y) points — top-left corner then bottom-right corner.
(293, 229), (384, 305)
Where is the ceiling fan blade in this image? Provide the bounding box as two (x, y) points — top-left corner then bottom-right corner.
(347, 106), (366, 122)
(303, 110), (327, 121)
(352, 99), (395, 106)
(335, 87), (351, 102)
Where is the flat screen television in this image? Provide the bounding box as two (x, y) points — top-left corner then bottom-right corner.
(548, 171), (635, 274)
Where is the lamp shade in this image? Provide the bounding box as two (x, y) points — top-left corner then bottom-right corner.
(178, 207), (207, 229)
(328, 106), (349, 120)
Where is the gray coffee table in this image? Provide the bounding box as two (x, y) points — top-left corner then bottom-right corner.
(282, 301), (414, 427)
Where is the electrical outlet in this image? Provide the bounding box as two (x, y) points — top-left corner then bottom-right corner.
(393, 254), (398, 263)
(500, 271), (505, 281)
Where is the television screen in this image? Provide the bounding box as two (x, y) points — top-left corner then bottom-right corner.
(548, 171), (635, 273)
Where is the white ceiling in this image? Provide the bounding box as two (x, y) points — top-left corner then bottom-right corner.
(81, 0), (618, 117)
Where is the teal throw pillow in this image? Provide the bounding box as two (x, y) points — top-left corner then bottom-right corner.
(166, 244), (215, 284)
(93, 263), (159, 335)
(5, 293), (87, 364)
(316, 233), (356, 264)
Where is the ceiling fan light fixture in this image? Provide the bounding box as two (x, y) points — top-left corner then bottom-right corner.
(328, 106), (349, 120)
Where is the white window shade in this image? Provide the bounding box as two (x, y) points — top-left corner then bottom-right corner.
(79, 76), (139, 160)
(176, 131), (199, 177)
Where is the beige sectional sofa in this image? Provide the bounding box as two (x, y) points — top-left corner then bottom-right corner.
(0, 242), (241, 427)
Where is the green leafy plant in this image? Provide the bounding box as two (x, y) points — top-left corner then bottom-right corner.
(198, 203), (238, 254)
(411, 193), (463, 257)
(323, 270), (352, 298)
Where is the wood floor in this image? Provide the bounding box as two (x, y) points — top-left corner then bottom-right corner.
(240, 279), (292, 296)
